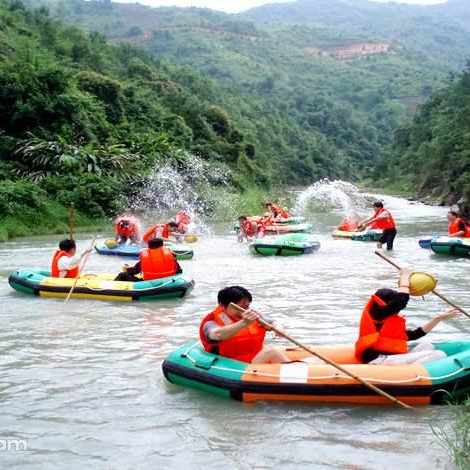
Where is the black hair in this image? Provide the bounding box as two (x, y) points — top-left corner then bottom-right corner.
(168, 221), (179, 228)
(238, 215), (247, 221)
(372, 288), (409, 316)
(217, 286), (252, 307)
(373, 201), (384, 208)
(449, 210), (459, 217)
(148, 238), (164, 249)
(59, 239), (76, 252)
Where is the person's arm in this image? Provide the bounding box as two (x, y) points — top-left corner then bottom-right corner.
(126, 261), (141, 275)
(406, 327), (426, 341)
(207, 309), (260, 341)
(420, 308), (460, 333)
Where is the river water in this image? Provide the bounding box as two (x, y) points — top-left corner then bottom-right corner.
(0, 187), (468, 469)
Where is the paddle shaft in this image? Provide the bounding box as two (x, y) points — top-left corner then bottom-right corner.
(374, 250), (470, 319)
(229, 303), (413, 409)
(68, 203), (76, 240)
(65, 237), (97, 303)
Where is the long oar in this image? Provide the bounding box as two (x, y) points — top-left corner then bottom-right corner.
(68, 203), (76, 240)
(229, 303), (413, 409)
(65, 237), (97, 303)
(375, 250), (470, 319)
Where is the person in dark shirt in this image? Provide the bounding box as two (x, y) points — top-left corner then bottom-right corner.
(356, 269), (459, 365)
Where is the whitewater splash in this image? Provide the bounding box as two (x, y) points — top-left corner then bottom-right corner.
(129, 152), (230, 232)
(293, 179), (372, 216)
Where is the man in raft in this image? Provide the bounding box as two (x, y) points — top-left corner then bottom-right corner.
(114, 215), (141, 245)
(355, 269), (459, 365)
(337, 211), (360, 232)
(447, 210), (470, 238)
(51, 239), (92, 278)
(200, 286), (290, 364)
(115, 238), (181, 282)
(359, 201), (397, 250)
(143, 221), (180, 243)
(265, 202), (289, 221)
(237, 216), (266, 242)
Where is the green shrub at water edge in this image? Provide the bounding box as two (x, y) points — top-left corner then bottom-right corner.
(434, 399), (470, 470)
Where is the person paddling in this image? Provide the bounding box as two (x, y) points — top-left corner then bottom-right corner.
(115, 238), (181, 282)
(51, 239), (92, 278)
(447, 210), (470, 238)
(200, 286), (290, 364)
(265, 202), (289, 221)
(355, 269), (459, 365)
(359, 201), (397, 250)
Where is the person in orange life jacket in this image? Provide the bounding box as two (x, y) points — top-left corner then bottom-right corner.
(142, 221), (179, 243)
(114, 215), (141, 245)
(265, 202), (289, 221)
(338, 211), (360, 232)
(237, 216), (265, 242)
(355, 269), (459, 365)
(447, 210), (470, 238)
(51, 239), (92, 278)
(200, 286), (290, 364)
(114, 238), (182, 282)
(175, 211), (191, 234)
(359, 201), (397, 250)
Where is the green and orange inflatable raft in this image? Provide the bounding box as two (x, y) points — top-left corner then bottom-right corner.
(9, 269), (194, 302)
(163, 341), (470, 406)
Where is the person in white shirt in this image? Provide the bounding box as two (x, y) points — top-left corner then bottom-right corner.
(51, 239), (92, 278)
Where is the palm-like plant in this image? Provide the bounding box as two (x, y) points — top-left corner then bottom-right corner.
(13, 136), (140, 181)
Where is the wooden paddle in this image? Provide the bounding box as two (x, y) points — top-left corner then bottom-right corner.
(64, 237), (97, 303)
(375, 250), (470, 319)
(68, 203), (76, 240)
(229, 302), (413, 409)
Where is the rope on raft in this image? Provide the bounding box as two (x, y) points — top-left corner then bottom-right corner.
(182, 343), (467, 385)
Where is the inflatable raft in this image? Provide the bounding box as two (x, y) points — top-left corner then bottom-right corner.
(8, 269), (194, 302)
(95, 241), (194, 261)
(333, 229), (382, 242)
(430, 237), (470, 257)
(264, 223), (313, 235)
(163, 341), (470, 406)
(249, 234), (320, 256)
(419, 237), (433, 249)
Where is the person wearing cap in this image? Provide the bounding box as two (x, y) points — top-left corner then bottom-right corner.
(358, 201), (397, 250)
(355, 269), (459, 365)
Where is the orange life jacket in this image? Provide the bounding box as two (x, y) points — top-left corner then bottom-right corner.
(199, 305), (266, 363)
(241, 220), (257, 237)
(114, 216), (139, 238)
(355, 295), (408, 362)
(51, 250), (80, 278)
(143, 224), (170, 243)
(271, 204), (289, 219)
(448, 218), (470, 237)
(372, 208), (396, 230)
(338, 218), (358, 232)
(140, 247), (178, 280)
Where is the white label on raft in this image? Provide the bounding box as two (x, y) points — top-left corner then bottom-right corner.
(279, 363), (309, 384)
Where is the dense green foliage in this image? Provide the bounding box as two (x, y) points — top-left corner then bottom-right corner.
(42, 0), (460, 184)
(385, 65), (470, 205)
(0, 0), (276, 238)
(2, 0), (470, 240)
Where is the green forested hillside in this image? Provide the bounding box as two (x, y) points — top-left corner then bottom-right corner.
(0, 0), (275, 239)
(386, 65), (470, 207)
(40, 0), (460, 183)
